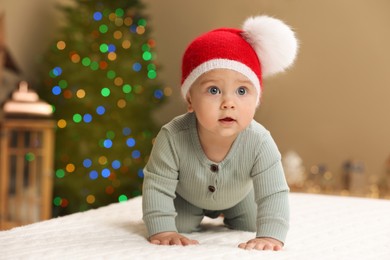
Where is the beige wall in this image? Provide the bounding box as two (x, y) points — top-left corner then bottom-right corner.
(1, 0), (390, 184)
(0, 0), (60, 101)
(143, 0), (390, 183)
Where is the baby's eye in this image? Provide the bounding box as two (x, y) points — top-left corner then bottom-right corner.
(208, 86), (221, 95)
(237, 87), (247, 95)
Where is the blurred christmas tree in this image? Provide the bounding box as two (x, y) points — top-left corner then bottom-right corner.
(38, 0), (167, 216)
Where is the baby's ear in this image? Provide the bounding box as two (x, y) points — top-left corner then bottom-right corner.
(186, 95), (194, 112)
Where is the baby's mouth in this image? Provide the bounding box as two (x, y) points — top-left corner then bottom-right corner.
(219, 117), (235, 122)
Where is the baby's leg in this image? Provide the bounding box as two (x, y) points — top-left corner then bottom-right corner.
(222, 189), (256, 232)
(174, 193), (204, 233)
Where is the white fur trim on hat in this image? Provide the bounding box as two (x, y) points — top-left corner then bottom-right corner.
(181, 58), (261, 100)
(242, 15), (299, 77)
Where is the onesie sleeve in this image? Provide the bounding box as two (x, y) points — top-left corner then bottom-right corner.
(251, 131), (290, 243)
(142, 128), (180, 237)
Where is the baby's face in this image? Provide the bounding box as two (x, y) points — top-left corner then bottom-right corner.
(187, 69), (258, 139)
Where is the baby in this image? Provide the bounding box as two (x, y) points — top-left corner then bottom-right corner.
(142, 15), (298, 251)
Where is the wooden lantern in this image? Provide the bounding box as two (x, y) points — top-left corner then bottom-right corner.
(0, 81), (54, 230)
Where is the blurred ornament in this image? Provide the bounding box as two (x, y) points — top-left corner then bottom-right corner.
(2, 81), (53, 116)
(282, 151), (306, 189)
(307, 163), (329, 193)
(367, 175), (380, 199)
(343, 159), (366, 196)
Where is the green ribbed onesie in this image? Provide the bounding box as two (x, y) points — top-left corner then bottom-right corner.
(142, 112), (289, 243)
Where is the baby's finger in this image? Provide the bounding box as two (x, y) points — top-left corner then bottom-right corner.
(170, 238), (183, 245)
(262, 244), (273, 250)
(238, 242), (251, 250)
(150, 239), (161, 245)
(273, 244), (282, 251)
(253, 242), (267, 250)
(238, 242), (247, 249)
(160, 239), (170, 246)
(242, 242), (258, 250)
(181, 238), (199, 246)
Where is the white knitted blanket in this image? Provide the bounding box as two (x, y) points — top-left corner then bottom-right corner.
(1, 193), (390, 260)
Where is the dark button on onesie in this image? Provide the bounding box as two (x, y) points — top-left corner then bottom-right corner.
(210, 164), (219, 172)
(208, 164), (218, 193)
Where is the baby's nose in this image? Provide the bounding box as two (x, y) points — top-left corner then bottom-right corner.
(221, 97), (236, 109)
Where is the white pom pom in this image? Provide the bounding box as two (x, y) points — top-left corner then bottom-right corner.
(242, 15), (298, 77)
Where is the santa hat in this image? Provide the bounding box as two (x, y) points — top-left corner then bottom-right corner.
(181, 15), (299, 100)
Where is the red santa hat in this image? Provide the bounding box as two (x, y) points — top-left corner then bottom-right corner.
(181, 15), (299, 101)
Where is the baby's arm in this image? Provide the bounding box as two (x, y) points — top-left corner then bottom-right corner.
(149, 231), (199, 246)
(238, 237), (283, 251)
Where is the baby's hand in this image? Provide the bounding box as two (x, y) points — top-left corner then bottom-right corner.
(149, 231), (199, 246)
(238, 237), (283, 251)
